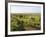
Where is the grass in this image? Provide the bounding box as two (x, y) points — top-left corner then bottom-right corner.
(10, 13), (41, 31)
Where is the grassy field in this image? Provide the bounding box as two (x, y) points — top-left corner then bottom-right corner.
(10, 13), (41, 31)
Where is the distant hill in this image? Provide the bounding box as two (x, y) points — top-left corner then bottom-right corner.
(11, 12), (41, 16)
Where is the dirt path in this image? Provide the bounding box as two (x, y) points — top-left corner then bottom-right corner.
(25, 26), (40, 31)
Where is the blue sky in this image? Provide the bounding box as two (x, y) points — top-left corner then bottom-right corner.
(10, 5), (41, 13)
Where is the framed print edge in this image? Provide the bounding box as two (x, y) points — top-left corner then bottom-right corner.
(5, 0), (8, 37)
(5, 1), (45, 37)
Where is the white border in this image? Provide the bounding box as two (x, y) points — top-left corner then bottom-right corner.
(8, 3), (43, 35)
(9, 0), (41, 2)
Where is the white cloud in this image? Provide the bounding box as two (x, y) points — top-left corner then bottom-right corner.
(11, 5), (41, 13)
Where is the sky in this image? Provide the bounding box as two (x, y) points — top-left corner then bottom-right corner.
(10, 5), (41, 13)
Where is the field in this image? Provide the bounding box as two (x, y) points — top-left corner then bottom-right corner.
(10, 13), (41, 31)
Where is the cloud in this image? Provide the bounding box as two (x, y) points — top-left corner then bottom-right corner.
(11, 5), (41, 13)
